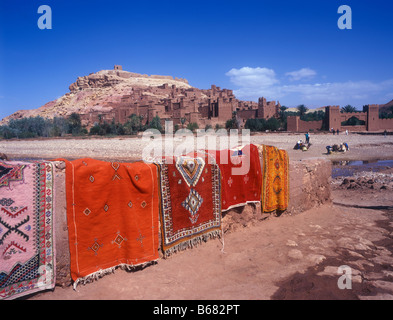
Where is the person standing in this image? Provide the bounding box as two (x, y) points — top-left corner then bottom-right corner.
(305, 132), (310, 144)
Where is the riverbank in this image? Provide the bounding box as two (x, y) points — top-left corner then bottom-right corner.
(1, 132), (393, 162)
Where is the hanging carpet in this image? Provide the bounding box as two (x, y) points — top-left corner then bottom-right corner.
(259, 145), (289, 212)
(62, 158), (159, 287)
(206, 144), (262, 211)
(0, 161), (56, 300)
(154, 154), (222, 257)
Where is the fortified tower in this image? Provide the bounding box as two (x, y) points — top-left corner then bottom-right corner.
(325, 106), (341, 130)
(365, 104), (380, 131)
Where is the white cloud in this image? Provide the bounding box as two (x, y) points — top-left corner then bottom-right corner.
(226, 66), (393, 107)
(285, 68), (317, 81)
(225, 67), (279, 88)
(281, 80), (392, 102)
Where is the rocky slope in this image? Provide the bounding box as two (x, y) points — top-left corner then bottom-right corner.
(0, 69), (194, 125)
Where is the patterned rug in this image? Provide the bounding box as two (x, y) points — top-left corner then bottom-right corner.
(154, 154), (222, 257)
(63, 158), (159, 287)
(0, 161), (55, 300)
(259, 145), (289, 212)
(206, 144), (262, 211)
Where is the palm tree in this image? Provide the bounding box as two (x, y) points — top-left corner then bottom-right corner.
(341, 105), (357, 113)
(279, 106), (288, 120)
(280, 106), (288, 113)
(297, 104), (309, 116)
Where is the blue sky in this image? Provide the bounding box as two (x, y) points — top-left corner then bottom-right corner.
(1, 0), (393, 120)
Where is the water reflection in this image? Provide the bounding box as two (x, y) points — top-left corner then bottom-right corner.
(332, 160), (393, 166)
(331, 160), (393, 178)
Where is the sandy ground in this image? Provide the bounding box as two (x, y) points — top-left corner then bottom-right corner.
(2, 133), (392, 301)
(1, 131), (393, 162)
(26, 185), (393, 301)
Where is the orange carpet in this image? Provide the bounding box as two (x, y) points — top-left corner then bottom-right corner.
(63, 158), (159, 287)
(260, 145), (289, 212)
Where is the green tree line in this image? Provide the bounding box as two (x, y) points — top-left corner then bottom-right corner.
(244, 105), (325, 132)
(0, 105), (330, 139)
(0, 113), (165, 139)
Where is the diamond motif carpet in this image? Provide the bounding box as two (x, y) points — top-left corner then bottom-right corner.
(62, 158), (159, 287)
(155, 155), (221, 257)
(0, 161), (55, 300)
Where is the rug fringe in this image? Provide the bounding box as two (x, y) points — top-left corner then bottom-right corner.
(72, 260), (158, 290)
(163, 230), (222, 258)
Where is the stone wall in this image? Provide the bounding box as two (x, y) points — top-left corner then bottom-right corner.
(287, 159), (332, 214)
(376, 118), (393, 131)
(325, 105), (393, 132)
(287, 116), (323, 132)
(288, 105), (393, 133)
(52, 158), (332, 286)
(341, 125), (366, 132)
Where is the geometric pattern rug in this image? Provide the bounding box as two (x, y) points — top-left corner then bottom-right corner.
(62, 158), (159, 288)
(0, 161), (56, 300)
(154, 154), (222, 257)
(259, 145), (289, 212)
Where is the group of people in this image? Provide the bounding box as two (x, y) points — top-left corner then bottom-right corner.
(293, 140), (310, 151)
(330, 128), (349, 135)
(326, 142), (349, 154)
(292, 130), (350, 154)
(293, 132), (311, 151)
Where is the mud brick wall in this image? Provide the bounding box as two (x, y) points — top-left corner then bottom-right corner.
(52, 158), (332, 287)
(222, 159), (332, 231)
(287, 159), (332, 214)
(286, 116), (323, 132)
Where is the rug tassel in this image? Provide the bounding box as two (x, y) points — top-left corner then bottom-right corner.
(72, 260), (158, 290)
(220, 224), (226, 254)
(163, 230), (223, 258)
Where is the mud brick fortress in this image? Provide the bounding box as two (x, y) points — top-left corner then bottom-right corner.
(287, 104), (393, 133)
(81, 67), (390, 133)
(2, 65), (391, 133)
(77, 66), (282, 129)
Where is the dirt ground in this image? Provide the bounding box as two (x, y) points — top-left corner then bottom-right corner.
(24, 186), (392, 300)
(1, 131), (393, 162)
(2, 132), (392, 300)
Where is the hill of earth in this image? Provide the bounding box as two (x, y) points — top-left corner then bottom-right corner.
(0, 69), (195, 126)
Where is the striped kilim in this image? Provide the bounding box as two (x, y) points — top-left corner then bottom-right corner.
(0, 161), (55, 300)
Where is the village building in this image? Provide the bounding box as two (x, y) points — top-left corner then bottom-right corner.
(80, 66), (282, 129)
